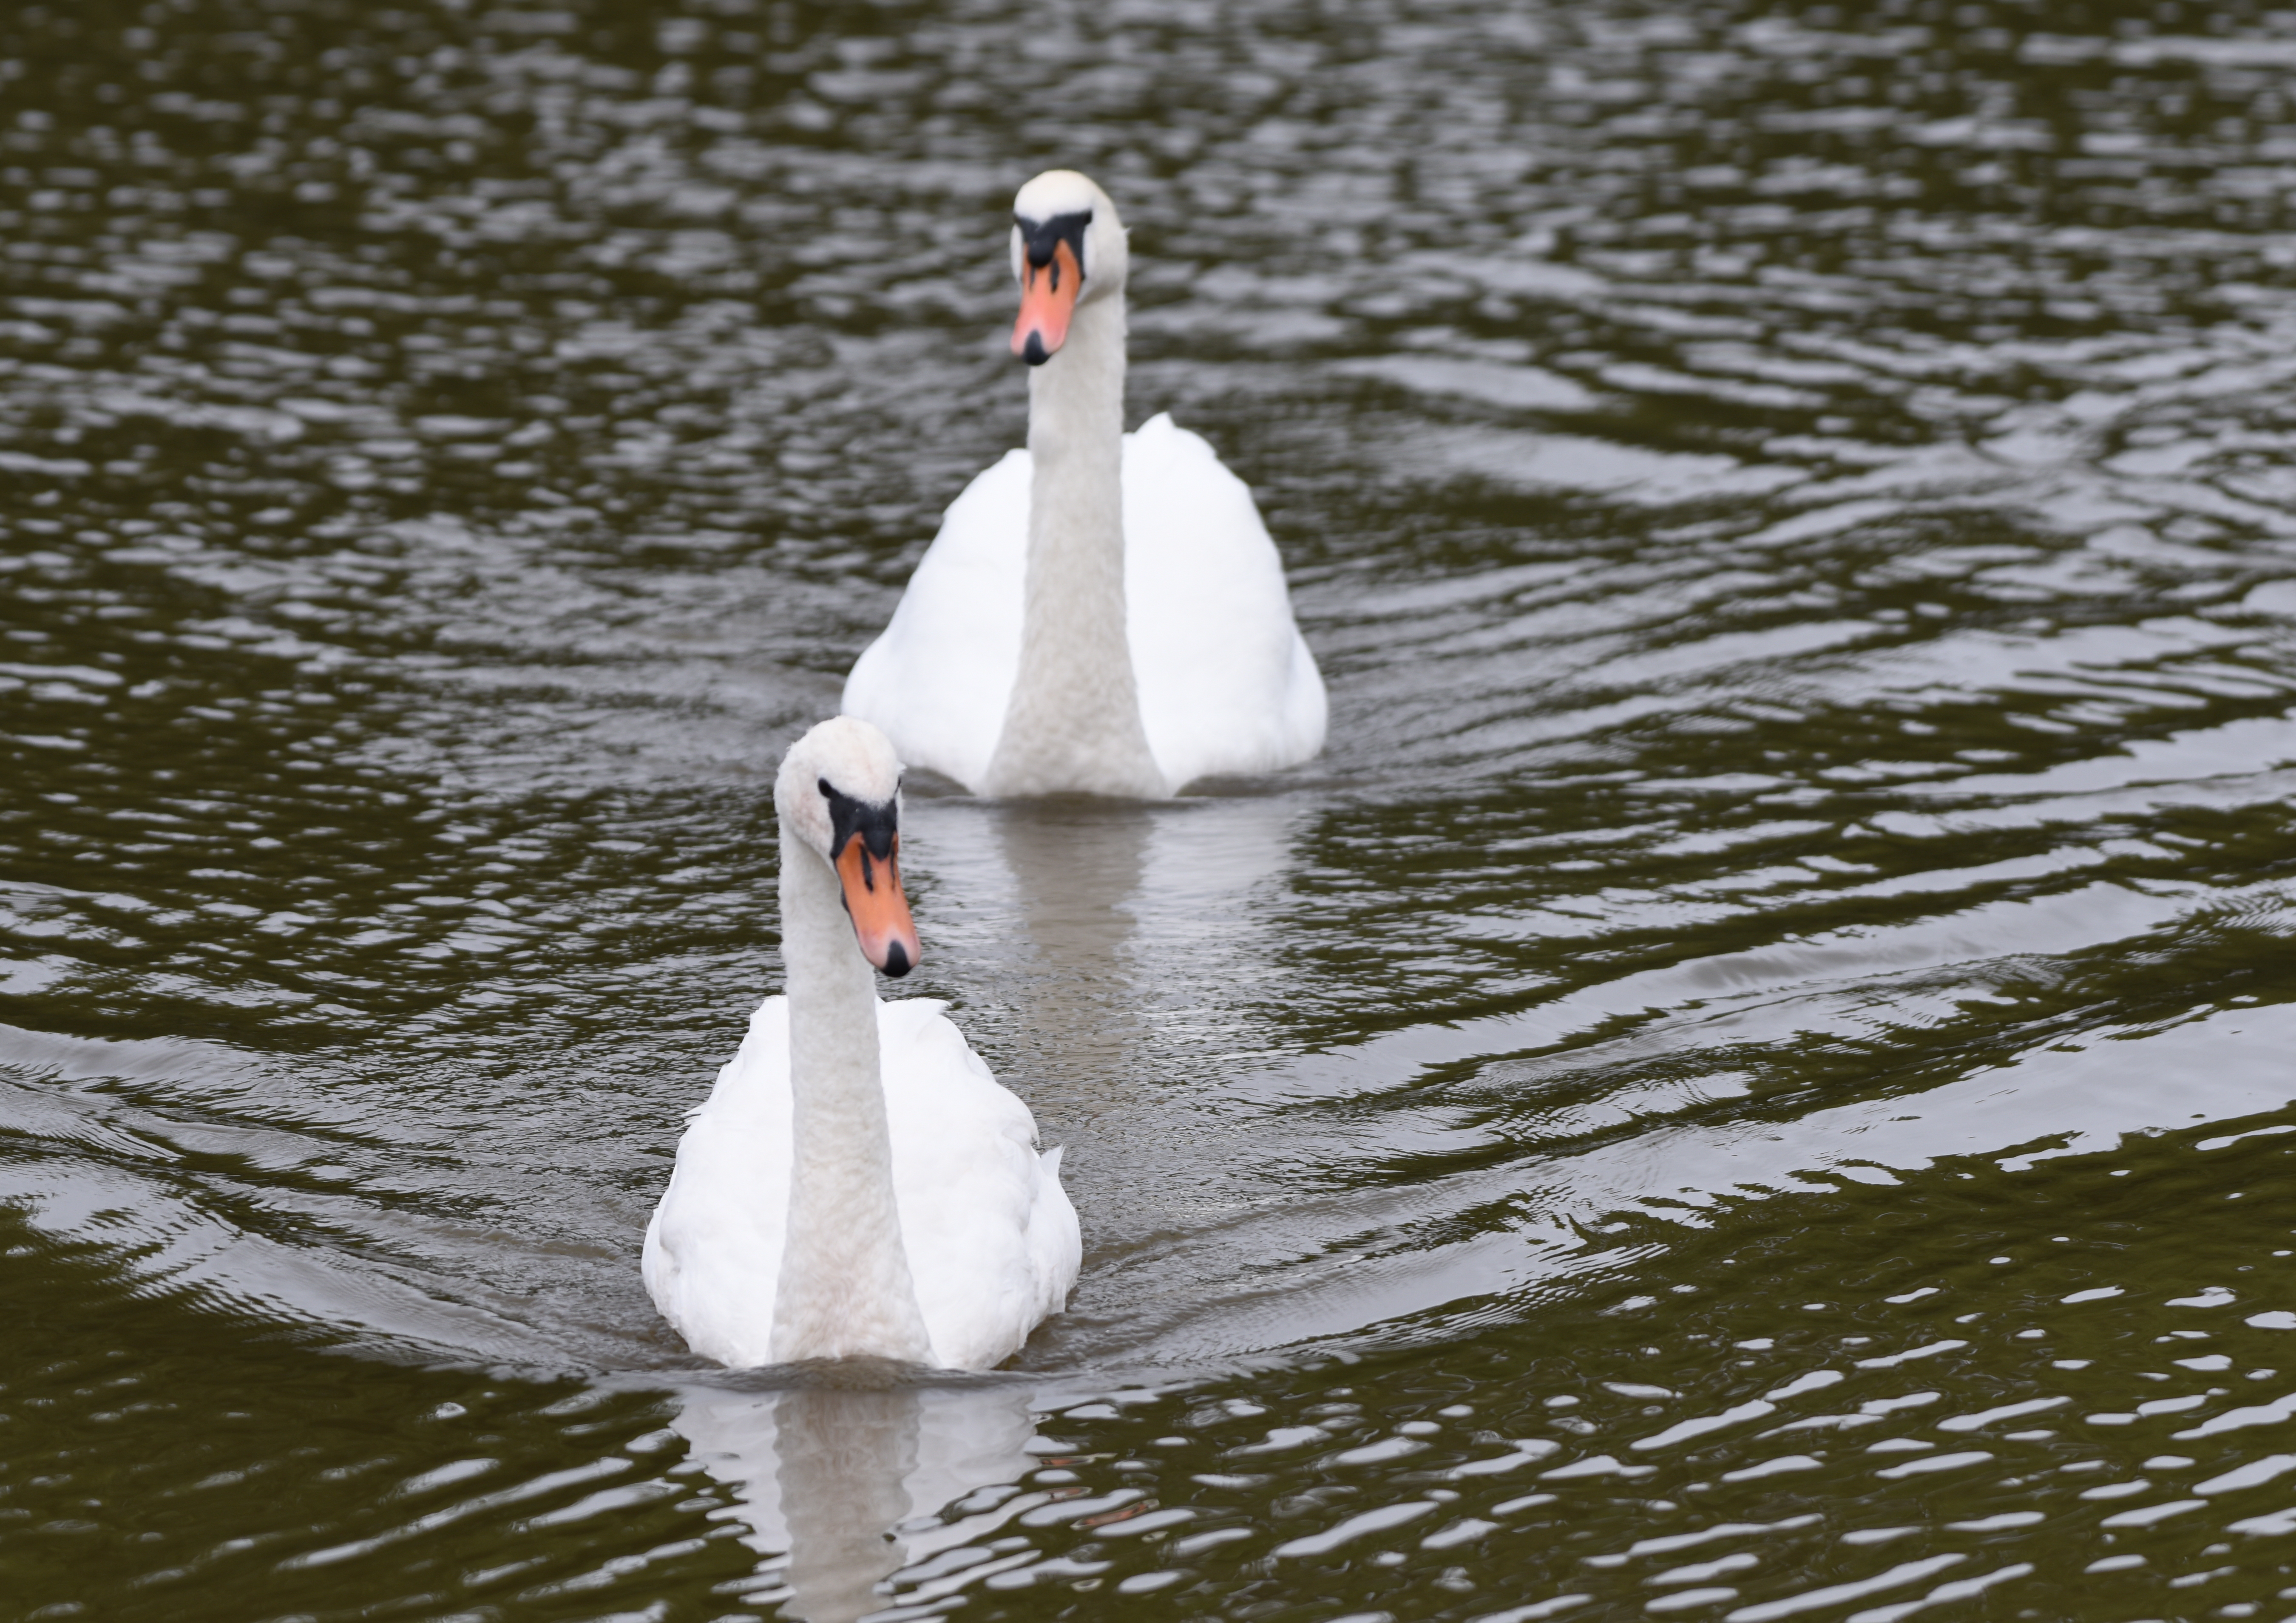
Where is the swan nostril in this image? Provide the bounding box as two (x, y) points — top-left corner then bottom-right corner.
(1020, 330), (1049, 366)
(880, 939), (912, 978)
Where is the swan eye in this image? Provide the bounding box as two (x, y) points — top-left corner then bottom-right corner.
(818, 776), (834, 798)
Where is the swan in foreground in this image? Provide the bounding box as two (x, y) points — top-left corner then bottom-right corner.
(843, 168), (1326, 799)
(644, 717), (1080, 1369)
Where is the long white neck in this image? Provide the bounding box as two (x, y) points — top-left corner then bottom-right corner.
(769, 827), (932, 1365)
(982, 288), (1167, 799)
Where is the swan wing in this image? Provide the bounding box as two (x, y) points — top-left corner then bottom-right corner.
(643, 996), (795, 1370)
(841, 450), (1030, 793)
(880, 998), (1080, 1369)
(1123, 414), (1327, 789)
(1025, 1143), (1084, 1325)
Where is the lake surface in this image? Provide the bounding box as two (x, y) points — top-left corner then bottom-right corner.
(8, 0), (2296, 1617)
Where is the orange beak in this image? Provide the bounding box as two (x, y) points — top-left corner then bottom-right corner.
(836, 834), (920, 977)
(1011, 238), (1081, 364)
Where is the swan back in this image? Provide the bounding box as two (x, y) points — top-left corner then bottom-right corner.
(879, 999), (1080, 1368)
(842, 450), (1030, 792)
(643, 996), (797, 1371)
(1124, 415), (1328, 788)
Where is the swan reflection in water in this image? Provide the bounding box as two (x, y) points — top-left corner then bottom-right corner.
(991, 796), (1155, 1097)
(672, 1369), (1041, 1621)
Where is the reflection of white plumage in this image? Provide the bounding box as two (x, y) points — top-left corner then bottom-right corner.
(643, 717), (1079, 1371)
(844, 169), (1325, 799)
(670, 1381), (1041, 1603)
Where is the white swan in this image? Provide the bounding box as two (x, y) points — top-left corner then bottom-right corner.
(643, 716), (1080, 1370)
(843, 169), (1327, 799)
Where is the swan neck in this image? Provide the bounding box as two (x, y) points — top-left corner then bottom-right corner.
(769, 825), (932, 1365)
(1029, 286), (1127, 452)
(984, 288), (1166, 798)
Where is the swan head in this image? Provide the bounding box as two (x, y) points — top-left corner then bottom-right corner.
(1009, 169), (1127, 366)
(775, 717), (921, 978)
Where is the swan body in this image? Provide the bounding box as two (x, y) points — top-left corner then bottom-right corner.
(643, 717), (1080, 1370)
(645, 995), (1077, 1371)
(843, 170), (1326, 798)
(844, 415), (1326, 796)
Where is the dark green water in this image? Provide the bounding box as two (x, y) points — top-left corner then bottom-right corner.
(10, 0), (2296, 1617)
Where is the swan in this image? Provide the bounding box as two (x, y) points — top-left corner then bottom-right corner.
(643, 716), (1080, 1370)
(842, 168), (1327, 799)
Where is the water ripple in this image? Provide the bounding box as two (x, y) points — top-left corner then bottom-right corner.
(11, 0), (2296, 1616)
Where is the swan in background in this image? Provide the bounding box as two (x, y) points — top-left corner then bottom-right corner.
(843, 169), (1327, 799)
(644, 716), (1080, 1370)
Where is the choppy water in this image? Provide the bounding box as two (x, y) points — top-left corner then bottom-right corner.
(10, 0), (2296, 1617)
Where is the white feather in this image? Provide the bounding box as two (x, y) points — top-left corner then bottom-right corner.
(842, 412), (1326, 794)
(643, 993), (1081, 1371)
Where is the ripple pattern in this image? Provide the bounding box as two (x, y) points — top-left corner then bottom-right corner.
(9, 0), (2296, 1618)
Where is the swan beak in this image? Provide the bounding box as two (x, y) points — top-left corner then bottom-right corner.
(1011, 238), (1081, 365)
(837, 834), (920, 978)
